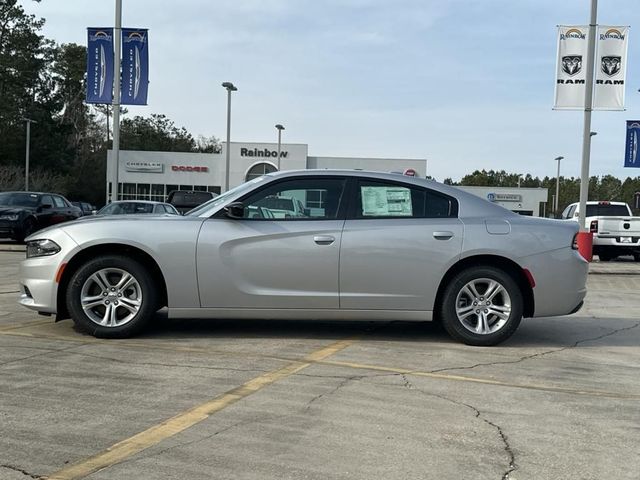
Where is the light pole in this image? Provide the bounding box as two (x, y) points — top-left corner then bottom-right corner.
(22, 118), (37, 191)
(222, 81), (237, 192)
(275, 124), (285, 170)
(517, 175), (523, 188)
(111, 0), (122, 201)
(554, 156), (564, 216)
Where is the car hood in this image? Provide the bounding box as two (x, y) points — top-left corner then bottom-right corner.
(0, 206), (32, 215)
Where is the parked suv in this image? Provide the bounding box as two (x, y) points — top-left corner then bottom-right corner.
(0, 191), (82, 241)
(167, 190), (216, 214)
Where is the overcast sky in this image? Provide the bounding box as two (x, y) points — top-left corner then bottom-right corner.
(21, 0), (640, 181)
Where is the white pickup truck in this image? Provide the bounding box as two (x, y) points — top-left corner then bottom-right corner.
(561, 201), (640, 261)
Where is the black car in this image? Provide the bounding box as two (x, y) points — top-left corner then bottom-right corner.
(0, 191), (82, 241)
(71, 201), (96, 216)
(166, 190), (216, 214)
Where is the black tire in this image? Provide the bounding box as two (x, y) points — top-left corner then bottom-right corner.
(633, 253), (640, 262)
(598, 253), (614, 262)
(66, 255), (158, 338)
(440, 266), (523, 346)
(15, 218), (36, 243)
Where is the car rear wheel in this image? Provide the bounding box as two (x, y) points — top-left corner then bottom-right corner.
(66, 255), (158, 338)
(441, 266), (523, 346)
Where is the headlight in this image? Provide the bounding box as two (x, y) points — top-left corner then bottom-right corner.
(26, 239), (61, 258)
(0, 214), (19, 221)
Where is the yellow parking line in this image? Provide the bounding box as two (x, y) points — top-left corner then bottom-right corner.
(46, 339), (355, 480)
(319, 359), (640, 400)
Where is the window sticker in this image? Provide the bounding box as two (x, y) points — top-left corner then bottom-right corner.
(361, 186), (412, 216)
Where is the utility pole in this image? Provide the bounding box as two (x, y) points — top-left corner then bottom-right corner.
(111, 0), (122, 201)
(23, 118), (37, 191)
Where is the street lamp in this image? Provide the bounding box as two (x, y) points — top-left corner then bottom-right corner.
(275, 124), (285, 170)
(22, 118), (37, 191)
(554, 156), (564, 216)
(222, 82), (237, 192)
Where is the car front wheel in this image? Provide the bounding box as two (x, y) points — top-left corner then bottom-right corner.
(66, 255), (158, 338)
(441, 266), (523, 346)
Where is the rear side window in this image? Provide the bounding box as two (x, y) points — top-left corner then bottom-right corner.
(53, 196), (66, 208)
(353, 180), (457, 219)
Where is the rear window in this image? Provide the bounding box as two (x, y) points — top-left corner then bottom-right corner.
(168, 191), (214, 207)
(585, 204), (630, 217)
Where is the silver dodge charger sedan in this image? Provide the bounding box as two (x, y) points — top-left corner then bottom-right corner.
(19, 170), (588, 346)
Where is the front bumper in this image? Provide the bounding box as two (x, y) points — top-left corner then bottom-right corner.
(19, 230), (79, 314)
(0, 221), (19, 239)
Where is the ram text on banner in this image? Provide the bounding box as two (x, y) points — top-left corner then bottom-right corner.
(554, 26), (588, 110)
(593, 26), (629, 111)
(624, 121), (640, 168)
(86, 28), (114, 104)
(121, 28), (149, 105)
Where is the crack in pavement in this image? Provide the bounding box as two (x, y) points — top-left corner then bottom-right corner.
(429, 321), (640, 374)
(304, 374), (364, 411)
(0, 463), (45, 479)
(401, 374), (516, 480)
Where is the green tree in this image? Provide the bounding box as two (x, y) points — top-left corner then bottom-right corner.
(120, 114), (197, 152)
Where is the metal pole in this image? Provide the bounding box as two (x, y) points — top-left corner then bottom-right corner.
(221, 82), (237, 191)
(225, 88), (232, 191)
(554, 156), (563, 215)
(577, 0), (598, 232)
(25, 120), (31, 191)
(275, 124), (284, 170)
(111, 0), (122, 201)
(277, 128), (282, 170)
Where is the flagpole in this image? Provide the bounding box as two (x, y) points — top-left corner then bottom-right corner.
(577, 0), (597, 234)
(111, 0), (122, 201)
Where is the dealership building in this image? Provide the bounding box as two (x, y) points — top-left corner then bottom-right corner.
(106, 141), (428, 202)
(106, 141), (548, 216)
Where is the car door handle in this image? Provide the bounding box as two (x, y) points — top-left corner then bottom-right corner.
(314, 235), (335, 245)
(433, 231), (454, 240)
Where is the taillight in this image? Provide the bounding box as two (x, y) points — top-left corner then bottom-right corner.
(589, 220), (598, 233)
(572, 233), (579, 250)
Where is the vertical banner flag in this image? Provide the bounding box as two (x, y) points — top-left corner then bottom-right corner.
(593, 26), (629, 111)
(554, 26), (588, 110)
(121, 28), (149, 105)
(624, 121), (640, 168)
(86, 28), (114, 104)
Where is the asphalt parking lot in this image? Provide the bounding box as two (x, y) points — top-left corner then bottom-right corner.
(0, 247), (639, 480)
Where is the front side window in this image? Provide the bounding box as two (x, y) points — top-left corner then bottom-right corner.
(353, 180), (457, 219)
(241, 178), (347, 220)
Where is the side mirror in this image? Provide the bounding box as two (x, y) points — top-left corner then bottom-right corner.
(38, 204), (52, 212)
(224, 202), (245, 219)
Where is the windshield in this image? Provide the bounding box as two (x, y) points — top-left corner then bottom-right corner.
(186, 176), (269, 216)
(98, 202), (156, 215)
(0, 192), (40, 208)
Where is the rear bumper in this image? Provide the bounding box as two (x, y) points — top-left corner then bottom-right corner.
(520, 248), (589, 318)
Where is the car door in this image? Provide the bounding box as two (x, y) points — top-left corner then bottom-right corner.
(340, 178), (463, 311)
(36, 195), (55, 227)
(51, 195), (73, 224)
(197, 176), (348, 309)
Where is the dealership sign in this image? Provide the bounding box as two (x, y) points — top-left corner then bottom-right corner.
(554, 25), (629, 110)
(240, 147), (288, 158)
(86, 26), (149, 105)
(86, 28), (114, 104)
(125, 161), (164, 173)
(121, 28), (149, 105)
(624, 121), (640, 168)
(171, 165), (209, 173)
(487, 193), (522, 202)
